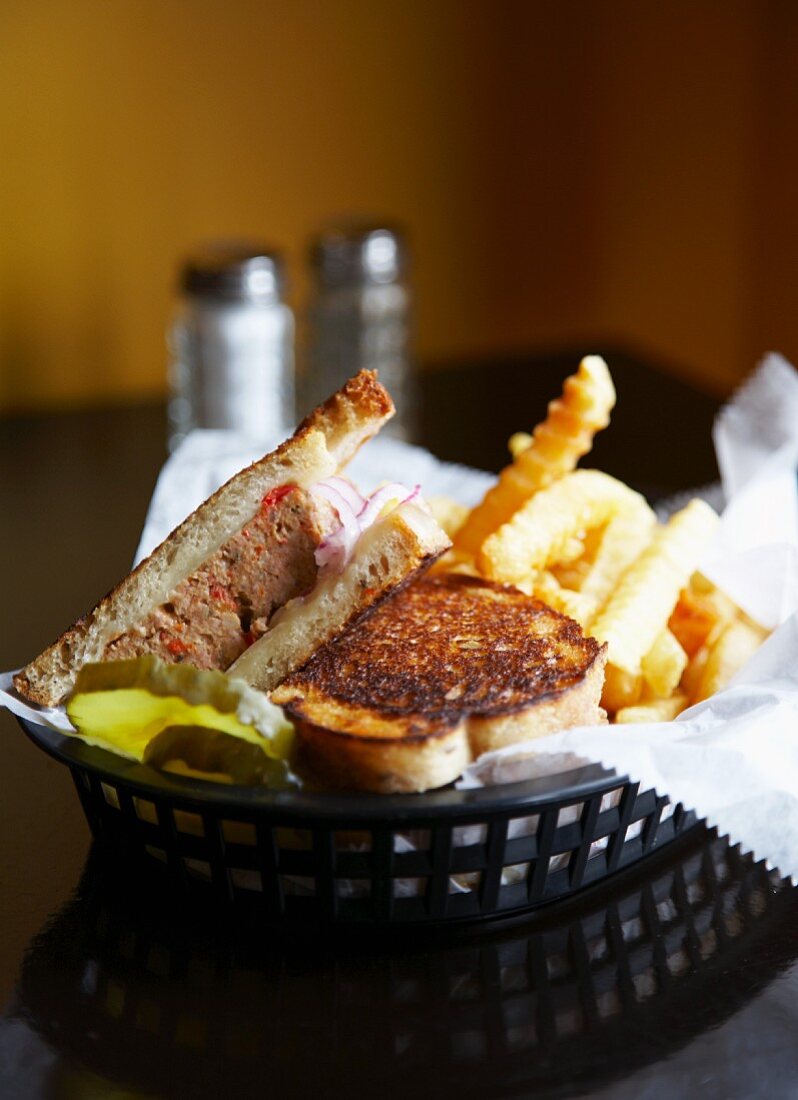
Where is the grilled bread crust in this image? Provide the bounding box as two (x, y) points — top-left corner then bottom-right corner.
(229, 503), (451, 693)
(273, 574), (608, 793)
(15, 371), (393, 707)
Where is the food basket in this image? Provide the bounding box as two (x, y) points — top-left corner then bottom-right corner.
(19, 716), (697, 927)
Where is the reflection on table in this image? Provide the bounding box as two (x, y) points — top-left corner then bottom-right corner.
(3, 827), (796, 1099)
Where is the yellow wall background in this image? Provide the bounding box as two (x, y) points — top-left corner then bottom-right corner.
(2, 0), (797, 413)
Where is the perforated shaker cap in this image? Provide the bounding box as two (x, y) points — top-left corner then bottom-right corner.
(310, 223), (407, 287)
(181, 242), (285, 304)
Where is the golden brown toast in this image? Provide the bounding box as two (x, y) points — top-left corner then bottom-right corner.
(272, 574), (608, 793)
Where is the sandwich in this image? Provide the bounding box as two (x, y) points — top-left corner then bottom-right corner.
(15, 371), (451, 707)
(272, 572), (608, 793)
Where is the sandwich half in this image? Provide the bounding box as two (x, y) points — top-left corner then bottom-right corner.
(272, 573), (608, 793)
(15, 371), (450, 707)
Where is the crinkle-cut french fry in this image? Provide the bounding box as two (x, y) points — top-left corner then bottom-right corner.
(693, 620), (764, 704)
(426, 496), (470, 539)
(668, 573), (737, 658)
(681, 643), (709, 699)
(582, 523), (605, 560)
(508, 431), (533, 458)
(689, 572), (717, 595)
(590, 499), (719, 675)
(602, 663), (643, 713)
(551, 557), (593, 591)
(524, 570), (598, 628)
(520, 354), (616, 477)
(558, 536), (586, 564)
(580, 498), (656, 606)
(689, 571), (738, 602)
(551, 528), (605, 590)
(429, 548), (478, 577)
(735, 607), (769, 641)
(455, 356), (616, 554)
(641, 628), (688, 699)
(615, 692), (688, 724)
(479, 470), (646, 585)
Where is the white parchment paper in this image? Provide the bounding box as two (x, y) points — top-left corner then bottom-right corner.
(3, 354), (798, 880)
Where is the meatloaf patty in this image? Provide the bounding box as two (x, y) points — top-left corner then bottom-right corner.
(103, 486), (330, 670)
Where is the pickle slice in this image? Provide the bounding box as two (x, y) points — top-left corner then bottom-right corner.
(145, 725), (291, 786)
(65, 655), (295, 787)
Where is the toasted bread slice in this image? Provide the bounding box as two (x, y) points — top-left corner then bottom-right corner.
(15, 371), (393, 707)
(272, 574), (608, 793)
(229, 502), (449, 693)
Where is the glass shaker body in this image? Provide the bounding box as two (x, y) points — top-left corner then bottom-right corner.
(168, 245), (294, 451)
(302, 225), (417, 440)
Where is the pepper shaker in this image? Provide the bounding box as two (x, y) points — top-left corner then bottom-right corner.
(301, 223), (417, 440)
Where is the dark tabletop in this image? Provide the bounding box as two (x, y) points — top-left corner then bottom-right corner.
(3, 351), (797, 1100)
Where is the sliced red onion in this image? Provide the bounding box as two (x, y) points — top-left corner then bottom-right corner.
(312, 480), (359, 530)
(311, 481), (361, 574)
(324, 475), (366, 515)
(315, 526), (357, 573)
(311, 477), (428, 575)
(401, 484), (431, 514)
(357, 482), (419, 529)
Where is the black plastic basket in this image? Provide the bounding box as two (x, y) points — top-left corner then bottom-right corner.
(13, 833), (792, 1099)
(19, 716), (697, 926)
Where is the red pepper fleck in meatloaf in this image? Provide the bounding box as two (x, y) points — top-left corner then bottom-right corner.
(103, 486), (330, 670)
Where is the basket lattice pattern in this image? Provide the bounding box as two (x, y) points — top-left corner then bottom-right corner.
(14, 834), (791, 1097)
(72, 763), (693, 923)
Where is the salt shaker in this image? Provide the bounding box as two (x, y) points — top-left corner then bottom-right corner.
(168, 243), (295, 451)
(301, 223), (416, 440)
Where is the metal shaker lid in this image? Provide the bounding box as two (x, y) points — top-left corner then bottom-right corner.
(310, 223), (407, 287)
(181, 242), (285, 304)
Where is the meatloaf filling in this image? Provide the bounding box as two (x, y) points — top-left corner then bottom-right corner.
(103, 486), (330, 670)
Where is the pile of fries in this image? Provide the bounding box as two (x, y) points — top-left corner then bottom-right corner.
(429, 357), (767, 723)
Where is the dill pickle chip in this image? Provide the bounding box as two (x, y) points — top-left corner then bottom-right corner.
(65, 655), (295, 786)
(145, 725), (292, 786)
